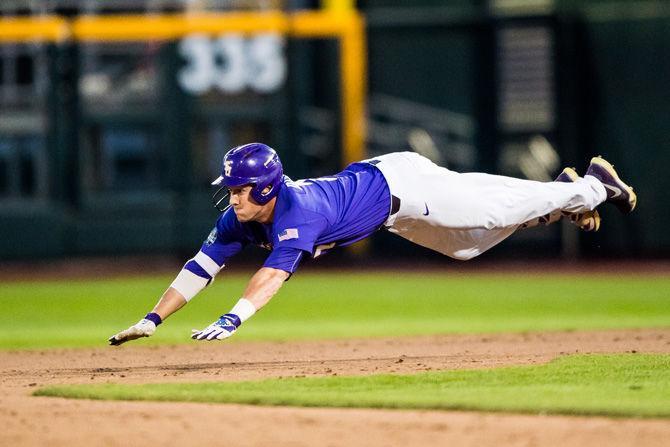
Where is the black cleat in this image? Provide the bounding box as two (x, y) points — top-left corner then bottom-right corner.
(585, 156), (637, 214)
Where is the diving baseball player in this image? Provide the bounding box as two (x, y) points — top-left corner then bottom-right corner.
(109, 143), (636, 345)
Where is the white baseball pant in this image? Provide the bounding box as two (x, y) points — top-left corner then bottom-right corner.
(369, 152), (607, 260)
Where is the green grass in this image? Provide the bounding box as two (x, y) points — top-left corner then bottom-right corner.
(1, 272), (670, 349)
(35, 354), (670, 418)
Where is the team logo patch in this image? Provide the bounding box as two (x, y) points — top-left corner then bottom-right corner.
(205, 228), (218, 246)
(278, 228), (299, 241)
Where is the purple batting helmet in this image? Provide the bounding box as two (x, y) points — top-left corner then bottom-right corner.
(211, 143), (283, 206)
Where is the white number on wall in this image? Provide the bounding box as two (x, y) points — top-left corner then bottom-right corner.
(178, 36), (215, 94)
(247, 34), (287, 93)
(178, 34), (286, 95)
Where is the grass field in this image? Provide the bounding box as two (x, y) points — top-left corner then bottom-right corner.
(35, 354), (670, 417)
(2, 272), (670, 349)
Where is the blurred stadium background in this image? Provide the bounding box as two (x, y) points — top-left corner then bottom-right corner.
(0, 0), (668, 265)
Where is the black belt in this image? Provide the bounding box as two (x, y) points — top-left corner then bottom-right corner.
(390, 195), (401, 216)
(368, 159), (400, 217)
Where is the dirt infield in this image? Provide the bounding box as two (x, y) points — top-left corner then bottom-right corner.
(2, 328), (670, 447)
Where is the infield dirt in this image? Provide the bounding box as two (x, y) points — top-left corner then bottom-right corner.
(2, 328), (670, 447)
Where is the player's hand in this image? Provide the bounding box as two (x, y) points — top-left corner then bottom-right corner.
(191, 313), (241, 341)
(108, 318), (157, 346)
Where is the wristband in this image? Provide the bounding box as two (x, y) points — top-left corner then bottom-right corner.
(144, 312), (162, 326)
(229, 298), (256, 323)
(222, 313), (242, 328)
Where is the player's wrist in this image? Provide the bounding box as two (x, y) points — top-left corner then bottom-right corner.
(229, 298), (256, 323)
(144, 312), (162, 326)
(221, 313), (242, 328)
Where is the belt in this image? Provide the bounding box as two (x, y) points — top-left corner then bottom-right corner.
(369, 159), (400, 217)
(390, 195), (401, 216)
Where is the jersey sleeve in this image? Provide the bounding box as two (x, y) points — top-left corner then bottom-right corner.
(170, 210), (250, 302)
(263, 246), (305, 273)
(272, 209), (329, 254)
(184, 209), (249, 280)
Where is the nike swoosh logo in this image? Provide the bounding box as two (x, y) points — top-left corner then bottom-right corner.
(603, 183), (622, 198)
(423, 203), (430, 216)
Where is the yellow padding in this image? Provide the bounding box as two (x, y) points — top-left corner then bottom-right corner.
(291, 11), (362, 37)
(73, 12), (290, 41)
(322, 0), (355, 12)
(0, 17), (69, 42)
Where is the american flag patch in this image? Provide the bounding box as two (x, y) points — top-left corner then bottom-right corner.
(278, 228), (299, 241)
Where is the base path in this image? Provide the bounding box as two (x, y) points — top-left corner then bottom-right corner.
(2, 328), (670, 447)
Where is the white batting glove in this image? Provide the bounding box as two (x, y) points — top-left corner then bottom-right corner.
(109, 313), (161, 346)
(191, 313), (241, 341)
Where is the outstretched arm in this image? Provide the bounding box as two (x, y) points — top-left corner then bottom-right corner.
(243, 267), (291, 310)
(108, 250), (225, 346)
(108, 213), (248, 346)
(107, 287), (188, 346)
(152, 287), (188, 319)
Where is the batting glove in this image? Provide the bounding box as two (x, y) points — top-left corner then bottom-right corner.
(108, 313), (161, 346)
(191, 313), (241, 341)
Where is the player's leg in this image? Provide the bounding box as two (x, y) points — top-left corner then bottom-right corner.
(521, 167), (600, 232)
(372, 152), (609, 260)
(386, 224), (518, 260)
(374, 151), (606, 230)
(426, 168), (605, 229)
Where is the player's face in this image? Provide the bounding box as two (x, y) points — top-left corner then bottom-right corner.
(228, 185), (264, 222)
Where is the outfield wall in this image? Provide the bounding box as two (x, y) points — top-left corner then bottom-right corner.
(0, 1), (668, 260)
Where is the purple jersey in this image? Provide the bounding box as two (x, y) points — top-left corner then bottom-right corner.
(186, 162), (391, 277)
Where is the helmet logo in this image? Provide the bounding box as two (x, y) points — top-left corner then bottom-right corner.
(224, 160), (233, 177)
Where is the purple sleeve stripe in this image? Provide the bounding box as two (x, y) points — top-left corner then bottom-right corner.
(184, 260), (212, 280)
(263, 246), (305, 273)
(290, 251), (303, 272)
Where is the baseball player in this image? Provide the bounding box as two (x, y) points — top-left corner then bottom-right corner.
(109, 143), (636, 345)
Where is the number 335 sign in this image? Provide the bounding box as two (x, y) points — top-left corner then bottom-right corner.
(178, 34), (286, 95)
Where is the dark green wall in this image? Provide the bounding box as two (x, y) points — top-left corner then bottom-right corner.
(1, 2), (669, 260)
(573, 14), (670, 255)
